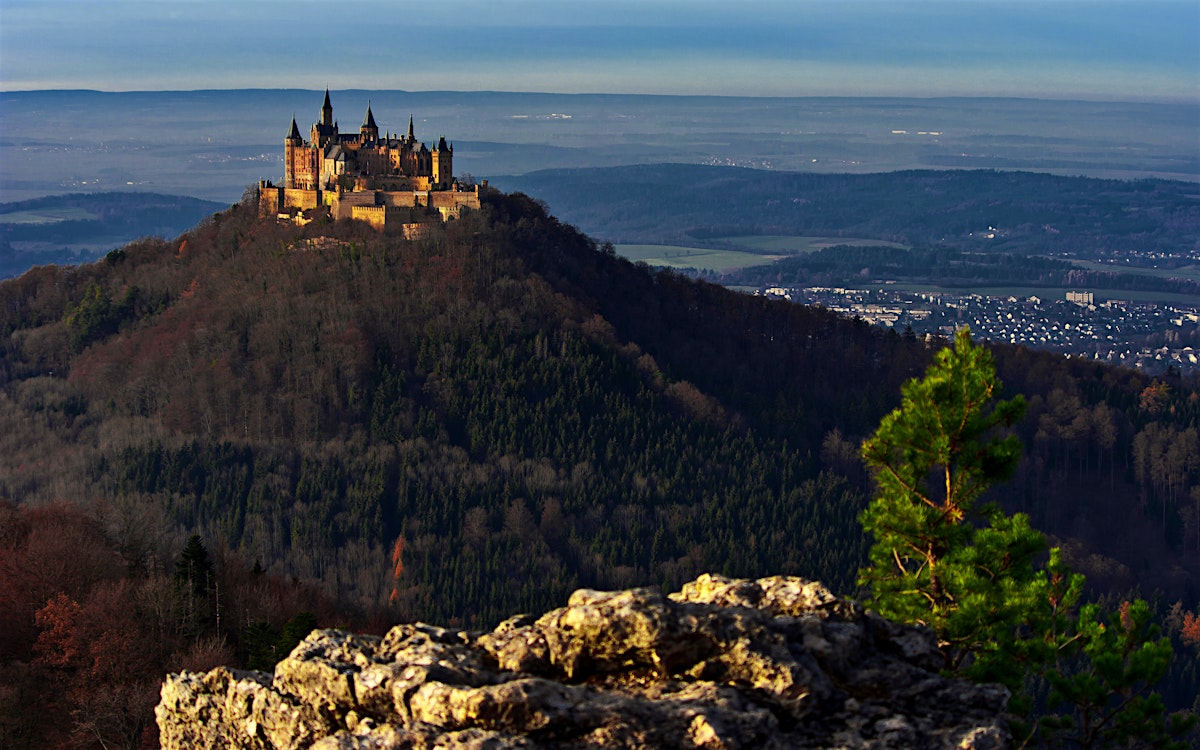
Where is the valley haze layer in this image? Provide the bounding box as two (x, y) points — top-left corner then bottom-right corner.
(1, 90), (1197, 206)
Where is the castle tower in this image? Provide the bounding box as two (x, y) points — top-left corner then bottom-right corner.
(312, 89), (339, 146)
(284, 116), (304, 189)
(321, 89), (334, 128)
(432, 136), (453, 189)
(360, 102), (379, 144)
(407, 115), (415, 144)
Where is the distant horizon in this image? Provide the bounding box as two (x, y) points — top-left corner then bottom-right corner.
(2, 1), (1195, 103)
(3, 88), (1195, 107)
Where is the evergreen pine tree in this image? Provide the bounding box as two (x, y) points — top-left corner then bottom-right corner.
(858, 327), (1035, 679)
(173, 534), (214, 636)
(859, 328), (1195, 746)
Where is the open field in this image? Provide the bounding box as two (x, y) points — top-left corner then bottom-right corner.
(617, 236), (911, 272)
(0, 207), (97, 224)
(1068, 259), (1200, 284)
(720, 235), (909, 254)
(615, 244), (780, 272)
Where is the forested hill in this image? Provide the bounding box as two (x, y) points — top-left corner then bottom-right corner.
(2, 191), (1199, 623)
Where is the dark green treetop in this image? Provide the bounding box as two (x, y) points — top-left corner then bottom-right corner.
(859, 327), (1035, 677)
(858, 328), (1195, 747)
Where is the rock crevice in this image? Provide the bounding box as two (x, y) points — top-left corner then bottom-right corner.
(156, 574), (1010, 749)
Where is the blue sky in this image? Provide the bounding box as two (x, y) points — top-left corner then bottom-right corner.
(1, 0), (1196, 101)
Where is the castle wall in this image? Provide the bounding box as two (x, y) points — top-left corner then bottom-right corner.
(332, 190), (377, 221)
(378, 191), (419, 208)
(351, 205), (390, 230)
(282, 188), (320, 211)
(258, 184), (283, 217)
(429, 190), (481, 219)
(351, 205), (423, 230)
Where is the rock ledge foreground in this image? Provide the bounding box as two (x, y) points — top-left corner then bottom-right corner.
(156, 574), (1010, 749)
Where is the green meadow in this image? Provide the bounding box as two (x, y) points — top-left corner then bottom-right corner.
(614, 245), (780, 272)
(722, 235), (909, 254)
(616, 236), (908, 273)
(0, 207), (97, 224)
(1067, 259), (1200, 284)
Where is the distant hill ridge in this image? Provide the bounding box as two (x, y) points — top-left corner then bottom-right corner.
(496, 165), (1200, 253)
(0, 191), (226, 278)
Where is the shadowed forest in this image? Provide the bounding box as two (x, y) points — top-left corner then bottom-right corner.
(1, 191), (1199, 747)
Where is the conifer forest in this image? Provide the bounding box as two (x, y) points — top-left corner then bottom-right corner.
(2, 190), (1199, 747)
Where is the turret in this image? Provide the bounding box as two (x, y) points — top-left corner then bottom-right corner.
(432, 136), (453, 189)
(321, 89), (334, 127)
(408, 115), (415, 143)
(286, 116), (303, 143)
(312, 90), (339, 146)
(284, 116), (304, 188)
(360, 103), (379, 143)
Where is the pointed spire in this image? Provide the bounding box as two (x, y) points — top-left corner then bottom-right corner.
(408, 115), (415, 140)
(362, 102), (377, 129)
(287, 115), (302, 141)
(321, 88), (334, 127)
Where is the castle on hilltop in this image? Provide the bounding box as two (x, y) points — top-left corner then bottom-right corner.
(258, 90), (482, 228)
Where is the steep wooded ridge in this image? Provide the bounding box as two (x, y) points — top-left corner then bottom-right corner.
(2, 189), (1199, 613)
(1, 191), (1198, 746)
(2, 191), (935, 622)
(156, 574), (1010, 750)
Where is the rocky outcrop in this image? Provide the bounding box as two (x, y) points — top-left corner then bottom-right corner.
(156, 574), (1010, 749)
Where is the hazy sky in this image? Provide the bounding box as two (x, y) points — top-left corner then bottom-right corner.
(1, 0), (1196, 101)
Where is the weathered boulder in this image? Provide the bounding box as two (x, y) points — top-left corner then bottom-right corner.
(157, 574), (1011, 749)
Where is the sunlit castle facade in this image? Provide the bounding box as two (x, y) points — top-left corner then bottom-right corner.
(259, 90), (482, 228)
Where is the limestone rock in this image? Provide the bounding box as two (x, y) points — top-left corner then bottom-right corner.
(157, 574), (1011, 749)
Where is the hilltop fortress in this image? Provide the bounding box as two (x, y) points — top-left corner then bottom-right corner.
(258, 91), (481, 228)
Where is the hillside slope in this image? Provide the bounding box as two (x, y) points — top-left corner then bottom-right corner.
(2, 190), (1199, 745)
(0, 195), (911, 625)
(2, 192), (1198, 621)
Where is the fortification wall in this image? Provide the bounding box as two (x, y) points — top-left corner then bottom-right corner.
(331, 190), (377, 220)
(351, 205), (386, 230)
(257, 185), (282, 217)
(260, 180), (479, 227)
(281, 188), (320, 211)
(351, 205), (414, 230)
(430, 190), (482, 219)
(378, 191), (419, 208)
